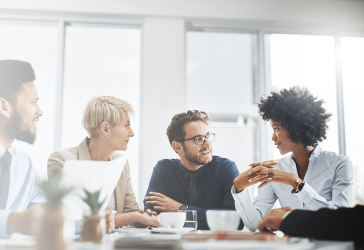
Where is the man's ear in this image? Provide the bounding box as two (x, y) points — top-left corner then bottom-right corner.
(0, 98), (12, 119)
(172, 141), (183, 154)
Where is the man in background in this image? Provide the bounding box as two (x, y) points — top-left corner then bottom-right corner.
(0, 60), (46, 237)
(0, 60), (114, 237)
(144, 110), (244, 230)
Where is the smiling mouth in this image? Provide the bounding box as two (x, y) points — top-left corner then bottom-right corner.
(201, 150), (211, 155)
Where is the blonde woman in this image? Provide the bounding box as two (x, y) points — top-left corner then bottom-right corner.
(47, 96), (161, 228)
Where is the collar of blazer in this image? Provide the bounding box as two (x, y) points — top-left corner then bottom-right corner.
(77, 137), (119, 161)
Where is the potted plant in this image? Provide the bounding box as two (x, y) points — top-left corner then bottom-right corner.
(80, 190), (107, 243)
(37, 175), (72, 250)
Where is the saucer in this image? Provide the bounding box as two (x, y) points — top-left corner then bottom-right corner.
(151, 227), (194, 234)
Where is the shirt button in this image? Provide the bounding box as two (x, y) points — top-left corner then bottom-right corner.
(303, 196), (306, 199)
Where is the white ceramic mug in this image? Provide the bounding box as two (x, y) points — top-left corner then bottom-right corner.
(206, 210), (240, 231)
(159, 212), (186, 228)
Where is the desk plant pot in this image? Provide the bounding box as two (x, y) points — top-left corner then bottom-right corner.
(80, 190), (106, 243)
(37, 175), (72, 250)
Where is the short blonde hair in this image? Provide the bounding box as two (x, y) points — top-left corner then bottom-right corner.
(82, 96), (134, 138)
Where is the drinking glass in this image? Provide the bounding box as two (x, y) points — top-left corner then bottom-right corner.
(178, 210), (197, 231)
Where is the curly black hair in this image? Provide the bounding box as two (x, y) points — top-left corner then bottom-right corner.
(258, 86), (332, 148)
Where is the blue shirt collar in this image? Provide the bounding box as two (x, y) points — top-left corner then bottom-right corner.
(0, 142), (15, 159)
(289, 144), (323, 163)
(310, 144), (323, 159)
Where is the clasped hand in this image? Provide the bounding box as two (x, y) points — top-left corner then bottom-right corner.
(234, 160), (302, 193)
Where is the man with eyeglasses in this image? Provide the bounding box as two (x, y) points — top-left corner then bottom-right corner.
(144, 110), (243, 230)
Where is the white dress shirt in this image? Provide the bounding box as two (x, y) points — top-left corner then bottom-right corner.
(0, 142), (46, 237)
(232, 145), (353, 232)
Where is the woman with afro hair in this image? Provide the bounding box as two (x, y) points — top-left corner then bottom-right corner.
(232, 86), (353, 232)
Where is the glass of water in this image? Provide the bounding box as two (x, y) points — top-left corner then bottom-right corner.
(178, 210), (197, 231)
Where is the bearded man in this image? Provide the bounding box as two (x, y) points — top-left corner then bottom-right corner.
(0, 60), (47, 237)
(144, 110), (243, 230)
(0, 60), (114, 237)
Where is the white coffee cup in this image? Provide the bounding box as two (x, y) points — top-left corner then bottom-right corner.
(206, 210), (240, 231)
(159, 212), (186, 228)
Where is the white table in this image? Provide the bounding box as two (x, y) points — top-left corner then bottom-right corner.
(0, 233), (354, 250)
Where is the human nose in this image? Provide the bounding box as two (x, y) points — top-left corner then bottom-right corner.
(37, 104), (43, 117)
(271, 131), (277, 141)
(129, 127), (135, 137)
(204, 137), (212, 147)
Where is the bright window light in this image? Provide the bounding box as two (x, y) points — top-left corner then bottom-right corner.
(341, 36), (364, 204)
(62, 25), (141, 201)
(269, 34), (339, 160)
(0, 22), (58, 179)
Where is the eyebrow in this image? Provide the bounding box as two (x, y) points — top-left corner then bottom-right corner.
(271, 123), (278, 127)
(191, 132), (210, 138)
(31, 98), (39, 101)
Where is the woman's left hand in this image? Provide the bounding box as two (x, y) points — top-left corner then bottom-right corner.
(249, 161), (302, 189)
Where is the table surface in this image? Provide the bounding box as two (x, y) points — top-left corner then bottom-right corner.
(0, 232), (354, 250)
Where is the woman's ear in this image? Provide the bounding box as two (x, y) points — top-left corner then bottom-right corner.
(99, 121), (109, 137)
(0, 98), (12, 119)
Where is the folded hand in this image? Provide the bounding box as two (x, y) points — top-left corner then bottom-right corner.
(233, 160), (279, 192)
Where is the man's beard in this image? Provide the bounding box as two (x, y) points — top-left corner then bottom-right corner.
(183, 144), (212, 166)
(6, 111), (36, 144)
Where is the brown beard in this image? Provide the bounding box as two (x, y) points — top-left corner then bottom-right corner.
(182, 143), (212, 166)
(6, 109), (36, 144)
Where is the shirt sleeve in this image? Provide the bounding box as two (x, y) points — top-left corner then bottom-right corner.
(232, 182), (278, 232)
(0, 210), (12, 238)
(143, 162), (168, 212)
(295, 156), (353, 209)
(29, 169), (47, 206)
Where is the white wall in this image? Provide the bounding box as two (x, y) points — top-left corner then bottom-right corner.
(0, 0), (364, 33)
(139, 17), (186, 205)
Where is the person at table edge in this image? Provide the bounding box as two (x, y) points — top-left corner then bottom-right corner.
(232, 87), (353, 232)
(258, 205), (364, 249)
(144, 110), (244, 230)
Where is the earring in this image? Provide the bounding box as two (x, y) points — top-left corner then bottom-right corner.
(106, 134), (108, 139)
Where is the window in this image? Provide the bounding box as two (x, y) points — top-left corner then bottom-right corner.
(187, 31), (256, 173)
(341, 37), (364, 204)
(0, 22), (58, 179)
(62, 25), (141, 199)
(268, 34), (339, 159)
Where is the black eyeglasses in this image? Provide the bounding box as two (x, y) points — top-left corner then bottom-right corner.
(178, 133), (215, 145)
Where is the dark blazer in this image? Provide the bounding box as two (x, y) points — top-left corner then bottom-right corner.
(280, 205), (364, 249)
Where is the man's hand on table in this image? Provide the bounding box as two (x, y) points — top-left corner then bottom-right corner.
(257, 207), (293, 234)
(132, 210), (162, 228)
(145, 192), (182, 212)
(7, 204), (45, 236)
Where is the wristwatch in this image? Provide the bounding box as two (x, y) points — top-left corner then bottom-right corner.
(179, 204), (189, 210)
(291, 181), (305, 194)
(296, 181), (305, 193)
